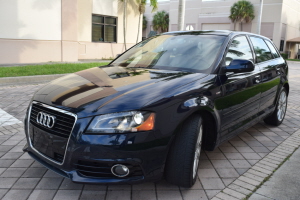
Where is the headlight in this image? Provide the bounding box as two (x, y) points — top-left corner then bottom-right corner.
(86, 111), (155, 134)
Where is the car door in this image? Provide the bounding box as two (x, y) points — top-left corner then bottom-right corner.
(215, 35), (262, 138)
(249, 37), (282, 114)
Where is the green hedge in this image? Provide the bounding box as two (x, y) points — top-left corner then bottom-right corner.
(280, 53), (288, 59)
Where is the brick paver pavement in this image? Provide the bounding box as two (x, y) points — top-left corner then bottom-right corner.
(0, 61), (299, 200)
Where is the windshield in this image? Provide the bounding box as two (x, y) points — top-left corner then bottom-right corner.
(111, 34), (226, 73)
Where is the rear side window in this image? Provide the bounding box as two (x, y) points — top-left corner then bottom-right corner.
(225, 36), (254, 66)
(250, 37), (273, 63)
(265, 40), (280, 58)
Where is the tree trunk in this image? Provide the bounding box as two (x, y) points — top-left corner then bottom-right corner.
(233, 21), (236, 31)
(257, 0), (264, 34)
(123, 0), (127, 50)
(178, 0), (185, 31)
(241, 22), (243, 31)
(136, 14), (141, 43)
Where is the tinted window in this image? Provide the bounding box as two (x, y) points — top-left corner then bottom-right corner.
(105, 17), (117, 25)
(111, 34), (226, 73)
(92, 15), (104, 23)
(92, 15), (117, 42)
(225, 36), (253, 66)
(92, 24), (104, 42)
(250, 37), (273, 63)
(265, 40), (280, 58)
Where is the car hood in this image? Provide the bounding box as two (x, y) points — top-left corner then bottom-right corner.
(33, 66), (208, 118)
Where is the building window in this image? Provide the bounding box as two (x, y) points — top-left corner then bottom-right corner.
(280, 40), (284, 51)
(92, 14), (117, 42)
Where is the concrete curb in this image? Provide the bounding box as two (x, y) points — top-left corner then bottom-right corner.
(0, 74), (67, 86)
(0, 60), (111, 67)
(212, 129), (300, 200)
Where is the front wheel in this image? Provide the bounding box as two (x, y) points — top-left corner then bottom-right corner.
(264, 88), (288, 126)
(165, 114), (203, 187)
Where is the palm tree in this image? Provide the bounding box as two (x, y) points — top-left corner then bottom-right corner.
(229, 0), (255, 31)
(152, 11), (169, 33)
(119, 0), (128, 50)
(178, 0), (186, 31)
(143, 15), (148, 30)
(136, 0), (158, 43)
(257, 0), (264, 34)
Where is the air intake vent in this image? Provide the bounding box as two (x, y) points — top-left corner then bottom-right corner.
(75, 160), (143, 178)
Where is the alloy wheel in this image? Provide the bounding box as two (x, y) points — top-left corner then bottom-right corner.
(193, 125), (203, 179)
(277, 91), (287, 121)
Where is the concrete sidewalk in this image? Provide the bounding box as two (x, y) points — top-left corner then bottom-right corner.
(249, 146), (300, 200)
(0, 74), (67, 86)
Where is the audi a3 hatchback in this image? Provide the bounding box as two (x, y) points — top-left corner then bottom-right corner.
(23, 31), (289, 187)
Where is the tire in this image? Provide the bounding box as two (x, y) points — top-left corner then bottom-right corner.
(165, 114), (203, 188)
(264, 88), (288, 126)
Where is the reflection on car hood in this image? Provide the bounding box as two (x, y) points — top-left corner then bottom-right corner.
(33, 66), (208, 118)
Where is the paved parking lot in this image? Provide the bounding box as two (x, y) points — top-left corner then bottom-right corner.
(0, 61), (300, 200)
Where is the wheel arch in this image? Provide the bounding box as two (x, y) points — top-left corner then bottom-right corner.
(171, 109), (219, 151)
(194, 109), (219, 151)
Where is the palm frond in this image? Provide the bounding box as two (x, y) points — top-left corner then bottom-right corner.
(152, 10), (169, 32)
(150, 0), (158, 12)
(228, 0), (255, 24)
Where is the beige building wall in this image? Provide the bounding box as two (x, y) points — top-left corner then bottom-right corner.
(77, 0), (141, 60)
(281, 0), (300, 58)
(0, 0), (141, 64)
(0, 0), (61, 40)
(77, 0), (92, 42)
(117, 1), (141, 44)
(93, 0), (118, 17)
(61, 0), (78, 62)
(0, 0), (62, 64)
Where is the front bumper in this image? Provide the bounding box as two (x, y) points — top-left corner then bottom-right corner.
(24, 115), (171, 184)
(24, 144), (149, 184)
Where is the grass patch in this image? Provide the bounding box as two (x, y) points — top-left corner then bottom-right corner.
(287, 59), (300, 61)
(0, 62), (109, 78)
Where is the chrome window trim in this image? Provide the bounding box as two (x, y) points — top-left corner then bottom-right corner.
(27, 101), (77, 166)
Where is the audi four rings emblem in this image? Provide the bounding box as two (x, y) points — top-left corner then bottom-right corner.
(36, 112), (56, 128)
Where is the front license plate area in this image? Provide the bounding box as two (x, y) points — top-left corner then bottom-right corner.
(30, 125), (67, 161)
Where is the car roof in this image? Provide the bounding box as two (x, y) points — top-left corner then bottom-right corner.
(230, 31), (271, 40)
(163, 30), (232, 36)
(163, 30), (271, 41)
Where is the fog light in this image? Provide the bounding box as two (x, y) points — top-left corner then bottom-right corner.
(111, 164), (130, 177)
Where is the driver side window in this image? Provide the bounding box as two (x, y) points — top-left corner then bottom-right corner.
(225, 36), (254, 66)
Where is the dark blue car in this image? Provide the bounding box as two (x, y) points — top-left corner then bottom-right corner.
(23, 31), (289, 187)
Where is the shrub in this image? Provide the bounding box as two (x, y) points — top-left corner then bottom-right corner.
(280, 53), (288, 59)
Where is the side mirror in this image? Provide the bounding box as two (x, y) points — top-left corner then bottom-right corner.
(224, 59), (255, 73)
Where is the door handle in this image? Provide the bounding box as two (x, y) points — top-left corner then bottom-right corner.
(255, 75), (261, 83)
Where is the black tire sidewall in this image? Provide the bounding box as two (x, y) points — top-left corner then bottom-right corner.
(165, 114), (203, 187)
